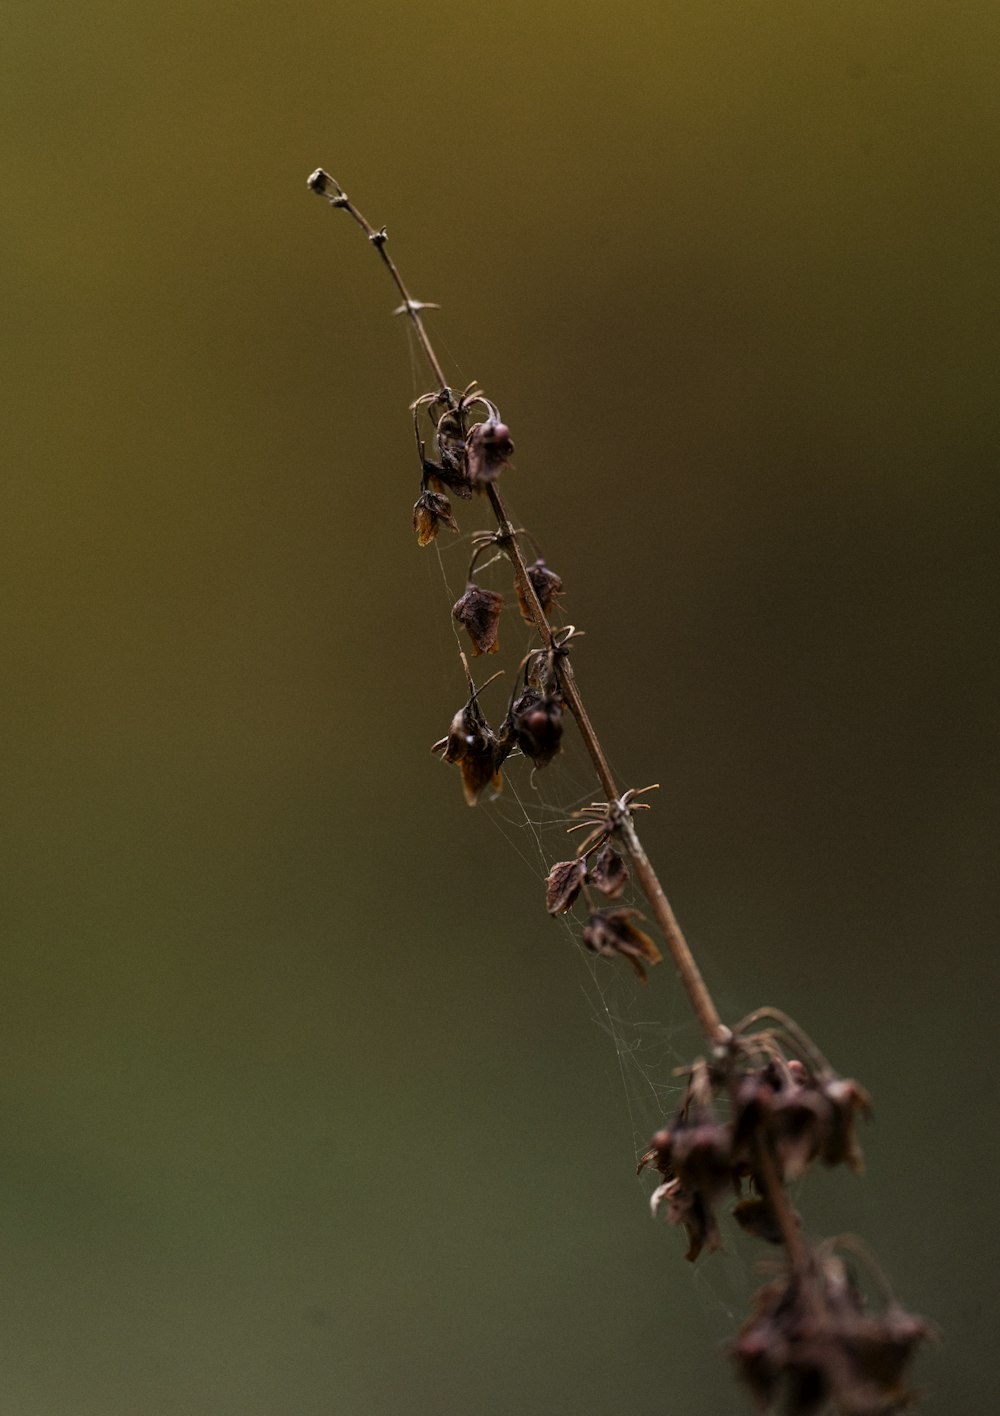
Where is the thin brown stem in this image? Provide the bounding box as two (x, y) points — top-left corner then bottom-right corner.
(309, 168), (724, 1048)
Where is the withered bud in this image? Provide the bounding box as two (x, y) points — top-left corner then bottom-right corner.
(545, 858), (587, 915)
(588, 840), (629, 899)
(503, 688), (564, 768)
(466, 417), (513, 491)
(582, 908), (662, 981)
(516, 558), (564, 624)
(431, 702), (503, 807)
(453, 583), (504, 656)
(412, 490), (459, 547)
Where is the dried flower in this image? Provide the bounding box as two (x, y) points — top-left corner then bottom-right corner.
(515, 558), (564, 623)
(453, 583), (504, 656)
(423, 457), (473, 500)
(583, 908), (662, 981)
(640, 1107), (737, 1261)
(588, 839), (629, 898)
(731, 1249), (932, 1415)
(431, 699), (503, 807)
(733, 1063), (871, 1183)
(466, 417), (514, 490)
(412, 490), (459, 546)
(545, 858), (587, 916)
(502, 688), (564, 768)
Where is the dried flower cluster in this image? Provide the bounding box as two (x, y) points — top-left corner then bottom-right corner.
(309, 168), (932, 1415)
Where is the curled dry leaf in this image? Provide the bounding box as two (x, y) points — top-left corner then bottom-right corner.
(516, 558), (564, 624)
(452, 583), (504, 656)
(545, 858), (587, 915)
(413, 490), (459, 546)
(582, 908), (662, 981)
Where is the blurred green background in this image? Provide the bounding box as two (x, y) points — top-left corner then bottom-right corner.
(2, 2), (997, 1412)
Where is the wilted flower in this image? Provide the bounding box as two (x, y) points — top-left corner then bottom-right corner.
(501, 688), (564, 768)
(453, 583), (504, 656)
(588, 839), (629, 898)
(466, 417), (514, 490)
(431, 699), (503, 807)
(412, 490), (459, 546)
(583, 908), (662, 981)
(545, 858), (587, 915)
(733, 1062), (871, 1183)
(516, 558), (564, 624)
(639, 1097), (737, 1261)
(731, 1248), (932, 1415)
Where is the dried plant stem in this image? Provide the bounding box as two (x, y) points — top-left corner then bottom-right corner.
(309, 170), (932, 1408)
(309, 169), (723, 1047)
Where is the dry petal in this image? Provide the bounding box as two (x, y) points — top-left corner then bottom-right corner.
(452, 583), (504, 656)
(545, 858), (587, 915)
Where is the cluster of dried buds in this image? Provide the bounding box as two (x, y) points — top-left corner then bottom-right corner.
(631, 1013), (931, 1411)
(411, 383), (515, 545)
(544, 786), (664, 981)
(732, 1242), (933, 1415)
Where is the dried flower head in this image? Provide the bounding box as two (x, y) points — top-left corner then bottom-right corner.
(516, 558), (564, 624)
(588, 839), (629, 899)
(502, 687), (564, 768)
(582, 908), (662, 981)
(733, 1062), (871, 1183)
(431, 694), (504, 807)
(545, 858), (587, 916)
(412, 490), (459, 546)
(453, 583), (504, 656)
(466, 417), (514, 490)
(731, 1246), (932, 1415)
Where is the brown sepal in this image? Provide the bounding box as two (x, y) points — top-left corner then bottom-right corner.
(516, 558), (564, 624)
(413, 490), (459, 547)
(582, 908), (662, 981)
(545, 858), (587, 916)
(588, 840), (629, 898)
(452, 583), (504, 656)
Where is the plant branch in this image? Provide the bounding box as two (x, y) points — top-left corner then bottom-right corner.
(308, 167), (722, 1045)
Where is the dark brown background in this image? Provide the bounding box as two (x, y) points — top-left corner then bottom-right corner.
(3, 2), (997, 1412)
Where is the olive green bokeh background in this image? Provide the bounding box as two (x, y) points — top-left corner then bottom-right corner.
(3, 3), (997, 1412)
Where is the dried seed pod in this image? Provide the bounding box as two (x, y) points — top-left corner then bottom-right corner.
(516, 558), (564, 624)
(588, 839), (629, 899)
(412, 490), (459, 546)
(453, 583), (504, 656)
(503, 688), (563, 768)
(431, 700), (503, 807)
(582, 908), (662, 981)
(466, 417), (513, 491)
(545, 858), (587, 915)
